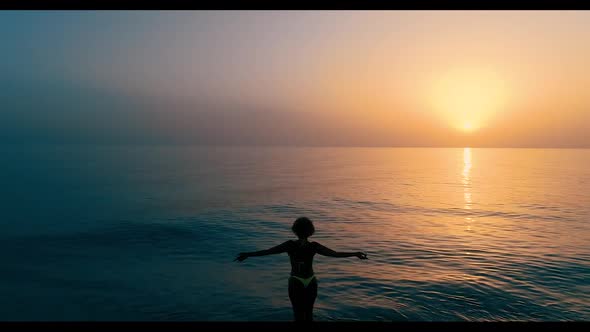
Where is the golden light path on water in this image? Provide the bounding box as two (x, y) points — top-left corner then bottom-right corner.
(463, 147), (473, 232)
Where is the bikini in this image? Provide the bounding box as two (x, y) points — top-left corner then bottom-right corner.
(290, 275), (317, 288)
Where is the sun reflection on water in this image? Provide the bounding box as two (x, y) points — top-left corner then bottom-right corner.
(463, 147), (472, 209)
(463, 148), (473, 232)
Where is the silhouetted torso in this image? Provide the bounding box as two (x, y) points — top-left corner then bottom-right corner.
(286, 240), (317, 278)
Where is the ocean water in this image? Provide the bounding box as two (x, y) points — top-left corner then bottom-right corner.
(1, 145), (589, 321)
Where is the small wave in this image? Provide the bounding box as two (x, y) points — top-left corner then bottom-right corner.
(322, 198), (576, 223)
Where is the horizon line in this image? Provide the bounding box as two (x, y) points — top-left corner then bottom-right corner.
(2, 142), (589, 149)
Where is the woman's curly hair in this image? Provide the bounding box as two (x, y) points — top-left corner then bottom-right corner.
(292, 217), (315, 239)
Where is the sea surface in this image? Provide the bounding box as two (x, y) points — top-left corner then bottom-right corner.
(1, 145), (589, 321)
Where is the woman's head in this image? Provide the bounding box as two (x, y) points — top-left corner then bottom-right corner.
(292, 217), (315, 239)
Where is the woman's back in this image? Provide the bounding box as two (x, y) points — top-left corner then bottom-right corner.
(287, 239), (317, 278)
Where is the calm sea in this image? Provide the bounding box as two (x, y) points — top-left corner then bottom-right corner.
(1, 146), (589, 321)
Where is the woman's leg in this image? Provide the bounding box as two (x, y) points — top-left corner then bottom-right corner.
(288, 277), (305, 321)
(304, 278), (318, 321)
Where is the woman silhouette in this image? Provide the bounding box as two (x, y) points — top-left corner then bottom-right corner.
(234, 217), (368, 321)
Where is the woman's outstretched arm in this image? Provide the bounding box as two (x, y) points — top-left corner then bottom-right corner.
(315, 242), (368, 259)
(234, 241), (291, 262)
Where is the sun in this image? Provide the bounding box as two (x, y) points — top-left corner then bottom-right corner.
(429, 67), (509, 132)
(462, 122), (475, 132)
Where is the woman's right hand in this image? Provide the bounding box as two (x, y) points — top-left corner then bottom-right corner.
(356, 252), (368, 260)
(234, 253), (249, 262)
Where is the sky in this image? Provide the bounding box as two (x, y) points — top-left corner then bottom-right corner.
(2, 10), (590, 147)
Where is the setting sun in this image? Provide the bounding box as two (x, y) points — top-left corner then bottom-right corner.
(429, 67), (509, 132)
(462, 122), (475, 132)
